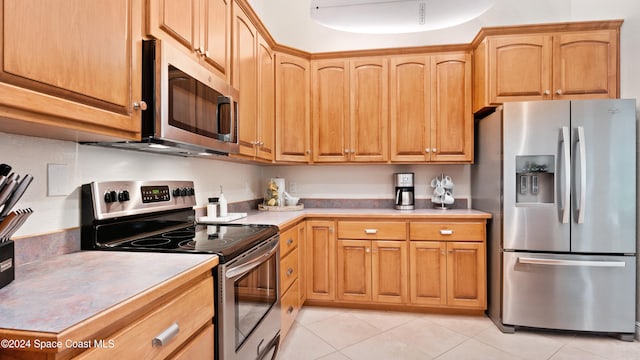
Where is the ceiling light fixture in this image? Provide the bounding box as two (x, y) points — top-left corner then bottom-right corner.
(310, 0), (494, 34)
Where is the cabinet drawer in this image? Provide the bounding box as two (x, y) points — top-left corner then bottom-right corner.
(410, 222), (485, 241)
(338, 221), (406, 240)
(279, 225), (299, 257)
(170, 323), (214, 360)
(76, 277), (214, 360)
(281, 279), (300, 341)
(280, 247), (299, 293)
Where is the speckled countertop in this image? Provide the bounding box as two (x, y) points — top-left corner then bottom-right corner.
(231, 208), (492, 229)
(0, 251), (218, 333)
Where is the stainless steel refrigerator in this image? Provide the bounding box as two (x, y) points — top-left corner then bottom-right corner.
(471, 99), (637, 340)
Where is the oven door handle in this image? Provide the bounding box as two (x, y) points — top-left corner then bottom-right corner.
(225, 238), (278, 279)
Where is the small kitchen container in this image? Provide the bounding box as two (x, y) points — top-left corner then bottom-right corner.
(0, 240), (14, 289)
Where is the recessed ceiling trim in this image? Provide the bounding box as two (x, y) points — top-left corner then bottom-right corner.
(310, 0), (494, 34)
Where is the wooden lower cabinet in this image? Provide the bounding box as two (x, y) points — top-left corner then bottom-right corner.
(170, 324), (215, 360)
(304, 218), (487, 312)
(336, 239), (407, 303)
(305, 221), (336, 300)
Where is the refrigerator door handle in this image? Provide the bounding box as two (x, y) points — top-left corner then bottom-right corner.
(557, 126), (570, 224)
(518, 257), (626, 268)
(575, 126), (587, 224)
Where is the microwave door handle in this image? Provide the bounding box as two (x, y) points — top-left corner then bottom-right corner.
(225, 239), (278, 279)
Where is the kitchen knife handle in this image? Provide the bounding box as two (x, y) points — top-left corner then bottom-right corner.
(0, 174), (33, 217)
(575, 126), (586, 224)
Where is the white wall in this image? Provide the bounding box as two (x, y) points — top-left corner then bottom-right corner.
(0, 132), (263, 237)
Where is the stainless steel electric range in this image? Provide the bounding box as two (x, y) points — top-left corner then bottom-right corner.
(81, 180), (281, 360)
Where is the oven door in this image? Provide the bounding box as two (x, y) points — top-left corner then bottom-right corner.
(219, 235), (280, 360)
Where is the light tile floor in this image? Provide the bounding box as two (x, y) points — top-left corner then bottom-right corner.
(278, 306), (640, 360)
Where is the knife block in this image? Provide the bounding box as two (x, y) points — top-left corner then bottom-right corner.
(0, 240), (14, 289)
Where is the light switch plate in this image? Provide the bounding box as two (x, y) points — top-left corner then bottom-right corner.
(47, 163), (70, 197)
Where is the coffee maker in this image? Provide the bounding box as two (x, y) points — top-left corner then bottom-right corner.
(393, 173), (415, 210)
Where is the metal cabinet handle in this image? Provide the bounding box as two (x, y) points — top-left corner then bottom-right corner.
(152, 322), (179, 347)
(287, 238), (293, 246)
(544, 90), (551, 95)
(344, 149), (350, 153)
(440, 229), (453, 235)
(287, 306), (294, 314)
(364, 229), (378, 234)
(133, 101), (147, 111)
(556, 89), (563, 95)
(287, 268), (294, 276)
(365, 247), (370, 253)
(425, 148), (430, 153)
(432, 148), (437, 153)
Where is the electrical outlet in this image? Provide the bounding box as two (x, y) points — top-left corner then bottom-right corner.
(289, 182), (297, 193)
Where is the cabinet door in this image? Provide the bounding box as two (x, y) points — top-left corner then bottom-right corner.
(148, 0), (198, 51)
(350, 58), (389, 162)
(337, 239), (371, 302)
(0, 0), (141, 140)
(201, 0), (231, 79)
(430, 53), (473, 162)
(306, 221), (336, 300)
(257, 35), (275, 161)
(232, 2), (258, 157)
(552, 30), (618, 100)
(390, 55), (430, 162)
(311, 59), (350, 162)
(409, 241), (446, 305)
(446, 242), (486, 309)
(275, 54), (311, 162)
(372, 240), (407, 304)
(489, 35), (553, 102)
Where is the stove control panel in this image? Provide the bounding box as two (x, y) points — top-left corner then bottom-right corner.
(141, 185), (171, 203)
(83, 180), (197, 220)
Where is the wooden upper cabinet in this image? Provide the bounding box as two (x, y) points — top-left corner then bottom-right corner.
(311, 59), (350, 162)
(232, 1), (258, 157)
(311, 57), (388, 163)
(0, 0), (141, 141)
(474, 23), (621, 113)
(350, 58), (389, 162)
(201, 0), (231, 77)
(489, 35), (553, 102)
(256, 35), (275, 161)
(148, 0), (230, 80)
(552, 30), (618, 100)
(275, 53), (311, 162)
(430, 53), (473, 163)
(390, 56), (431, 162)
(389, 53), (472, 163)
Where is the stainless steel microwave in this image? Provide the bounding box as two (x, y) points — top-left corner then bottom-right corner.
(138, 39), (239, 156)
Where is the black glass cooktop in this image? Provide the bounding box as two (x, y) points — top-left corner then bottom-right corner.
(102, 223), (278, 262)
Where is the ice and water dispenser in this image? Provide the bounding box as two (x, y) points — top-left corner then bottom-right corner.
(515, 155), (554, 204)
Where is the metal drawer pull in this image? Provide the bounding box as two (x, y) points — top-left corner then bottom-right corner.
(518, 257), (626, 268)
(440, 229), (453, 235)
(287, 268), (294, 276)
(365, 229), (378, 234)
(287, 238), (294, 245)
(152, 322), (179, 347)
(287, 306), (294, 314)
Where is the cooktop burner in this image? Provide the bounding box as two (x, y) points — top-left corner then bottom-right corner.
(104, 223), (278, 262)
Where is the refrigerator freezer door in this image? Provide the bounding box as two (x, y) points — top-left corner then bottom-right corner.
(570, 99), (636, 253)
(503, 101), (570, 251)
(503, 251), (636, 333)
